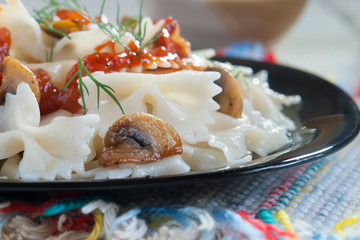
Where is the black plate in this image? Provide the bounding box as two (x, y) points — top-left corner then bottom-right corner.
(0, 57), (359, 192)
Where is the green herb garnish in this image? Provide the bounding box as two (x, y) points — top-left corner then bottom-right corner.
(45, 40), (55, 62)
(34, 0), (168, 115)
(64, 58), (125, 114)
(84, 0), (164, 55)
(33, 1), (71, 39)
(130, 2), (164, 55)
(34, 0), (163, 56)
(90, 0), (132, 52)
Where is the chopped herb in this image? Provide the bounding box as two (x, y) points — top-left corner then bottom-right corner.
(45, 40), (55, 62)
(64, 58), (125, 114)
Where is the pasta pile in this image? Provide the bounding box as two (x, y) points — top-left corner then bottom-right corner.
(0, 0), (300, 181)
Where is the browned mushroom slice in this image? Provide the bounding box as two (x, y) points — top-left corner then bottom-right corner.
(99, 113), (183, 167)
(0, 56), (40, 104)
(206, 66), (244, 118)
(42, 19), (85, 38)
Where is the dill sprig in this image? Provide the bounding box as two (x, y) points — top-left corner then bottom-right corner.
(90, 0), (132, 52)
(130, 2), (164, 55)
(34, 0), (132, 51)
(34, 0), (164, 56)
(45, 41), (55, 62)
(64, 58), (125, 114)
(33, 0), (71, 39)
(84, 0), (164, 55)
(34, 0), (167, 114)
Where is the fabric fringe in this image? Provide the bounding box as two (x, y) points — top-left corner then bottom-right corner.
(0, 198), (359, 240)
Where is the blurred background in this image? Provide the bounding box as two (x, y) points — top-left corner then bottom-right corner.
(19, 0), (360, 95)
(272, 0), (360, 95)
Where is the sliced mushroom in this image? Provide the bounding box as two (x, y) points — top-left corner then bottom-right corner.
(206, 66), (245, 118)
(42, 20), (85, 38)
(0, 56), (40, 104)
(99, 113), (183, 167)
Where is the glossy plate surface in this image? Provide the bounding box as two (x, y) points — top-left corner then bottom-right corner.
(1, 57), (359, 191)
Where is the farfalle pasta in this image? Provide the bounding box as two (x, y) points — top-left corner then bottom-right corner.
(0, 83), (99, 180)
(0, 0), (300, 181)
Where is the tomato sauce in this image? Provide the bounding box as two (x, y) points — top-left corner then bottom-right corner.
(34, 69), (82, 115)
(151, 17), (190, 59)
(68, 41), (156, 77)
(35, 16), (195, 116)
(69, 17), (191, 77)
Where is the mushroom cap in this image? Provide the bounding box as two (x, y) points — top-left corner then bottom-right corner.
(99, 112), (183, 167)
(0, 56), (40, 104)
(207, 66), (245, 118)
